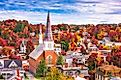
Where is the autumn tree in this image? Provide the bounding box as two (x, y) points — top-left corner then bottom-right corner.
(87, 53), (98, 71)
(26, 39), (34, 55)
(46, 67), (73, 80)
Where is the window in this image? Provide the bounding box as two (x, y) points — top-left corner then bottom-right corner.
(47, 55), (52, 64)
(48, 43), (52, 48)
(79, 60), (81, 62)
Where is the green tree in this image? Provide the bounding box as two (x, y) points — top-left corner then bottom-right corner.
(35, 59), (47, 77)
(29, 27), (33, 33)
(13, 23), (25, 33)
(23, 34), (29, 38)
(0, 75), (4, 79)
(60, 26), (66, 31)
(61, 40), (69, 51)
(2, 33), (9, 39)
(56, 55), (64, 65)
(74, 26), (79, 31)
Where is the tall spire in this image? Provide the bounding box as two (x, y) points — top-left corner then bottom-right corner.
(44, 11), (53, 41)
(44, 11), (54, 50)
(47, 11), (50, 22)
(39, 25), (43, 44)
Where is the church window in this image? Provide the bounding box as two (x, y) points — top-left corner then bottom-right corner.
(47, 55), (52, 64)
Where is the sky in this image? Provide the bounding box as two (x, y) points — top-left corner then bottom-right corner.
(0, 0), (121, 25)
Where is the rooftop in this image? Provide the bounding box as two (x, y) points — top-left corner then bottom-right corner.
(29, 44), (44, 60)
(98, 65), (121, 74)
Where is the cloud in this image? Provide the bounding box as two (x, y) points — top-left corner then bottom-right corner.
(0, 10), (121, 25)
(0, 0), (121, 24)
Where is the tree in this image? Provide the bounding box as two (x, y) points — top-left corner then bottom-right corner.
(87, 53), (98, 71)
(26, 40), (34, 55)
(1, 33), (9, 39)
(13, 22), (25, 33)
(35, 59), (47, 77)
(0, 75), (4, 79)
(56, 55), (64, 65)
(61, 40), (69, 52)
(74, 26), (79, 31)
(47, 67), (74, 80)
(60, 26), (66, 31)
(0, 37), (7, 46)
(46, 67), (69, 80)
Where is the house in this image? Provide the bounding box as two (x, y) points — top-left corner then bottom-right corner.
(74, 76), (86, 80)
(58, 66), (90, 79)
(99, 41), (121, 47)
(63, 49), (89, 71)
(95, 65), (121, 80)
(1, 69), (25, 80)
(28, 12), (58, 74)
(54, 43), (61, 55)
(18, 39), (27, 59)
(22, 60), (29, 71)
(110, 77), (121, 80)
(88, 46), (98, 52)
(19, 39), (26, 54)
(103, 37), (111, 42)
(0, 60), (25, 80)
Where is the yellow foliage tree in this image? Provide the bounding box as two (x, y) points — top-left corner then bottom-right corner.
(46, 67), (74, 80)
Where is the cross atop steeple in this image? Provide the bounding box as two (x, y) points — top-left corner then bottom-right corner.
(44, 11), (53, 41)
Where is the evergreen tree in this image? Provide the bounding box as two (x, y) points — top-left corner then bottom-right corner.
(35, 59), (47, 77)
(56, 55), (64, 65)
(13, 23), (25, 33)
(61, 40), (69, 51)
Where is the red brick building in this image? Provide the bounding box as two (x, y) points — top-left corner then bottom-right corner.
(28, 12), (58, 73)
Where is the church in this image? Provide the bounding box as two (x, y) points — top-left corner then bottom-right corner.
(28, 12), (58, 73)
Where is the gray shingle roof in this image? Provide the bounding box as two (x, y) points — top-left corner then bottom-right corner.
(4, 60), (22, 68)
(29, 44), (44, 60)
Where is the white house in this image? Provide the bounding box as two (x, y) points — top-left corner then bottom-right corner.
(54, 44), (61, 55)
(19, 39), (26, 53)
(74, 76), (86, 80)
(1, 69), (25, 80)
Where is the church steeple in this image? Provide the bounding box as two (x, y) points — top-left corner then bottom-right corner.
(39, 25), (43, 44)
(47, 11), (50, 22)
(44, 11), (53, 41)
(44, 11), (54, 50)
